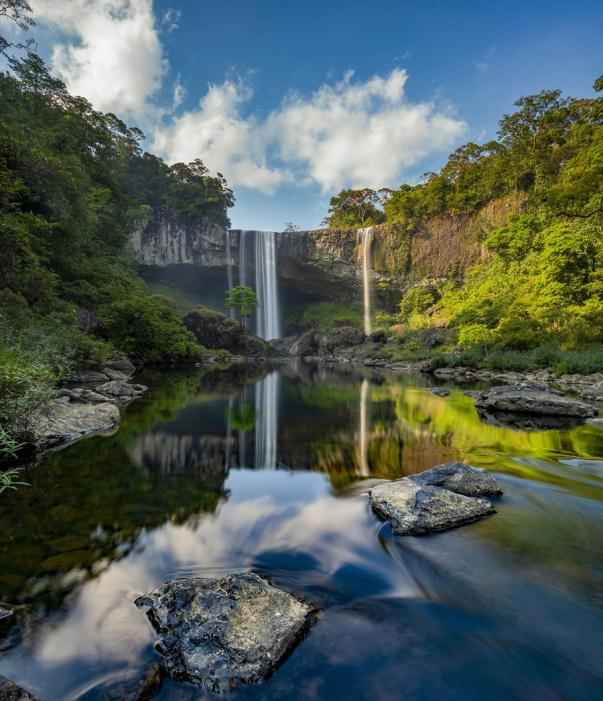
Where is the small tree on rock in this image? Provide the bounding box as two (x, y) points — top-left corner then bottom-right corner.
(225, 285), (259, 325)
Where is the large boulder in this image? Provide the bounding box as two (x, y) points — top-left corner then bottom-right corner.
(475, 384), (596, 418)
(135, 573), (312, 692)
(26, 397), (120, 450)
(0, 676), (44, 701)
(289, 330), (319, 357)
(370, 463), (501, 535)
(183, 307), (276, 357)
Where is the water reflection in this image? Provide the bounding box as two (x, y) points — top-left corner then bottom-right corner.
(0, 364), (601, 700)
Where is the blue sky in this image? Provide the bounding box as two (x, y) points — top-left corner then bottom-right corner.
(11, 0), (603, 229)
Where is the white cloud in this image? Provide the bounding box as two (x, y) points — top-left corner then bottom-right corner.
(152, 78), (292, 194)
(154, 68), (466, 194)
(267, 69), (467, 192)
(162, 7), (180, 33)
(30, 0), (166, 116)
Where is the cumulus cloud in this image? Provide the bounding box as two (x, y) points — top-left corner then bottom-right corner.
(30, 0), (166, 116)
(152, 78), (292, 194)
(154, 68), (466, 194)
(267, 68), (466, 191)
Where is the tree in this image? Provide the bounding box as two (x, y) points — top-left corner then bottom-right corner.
(225, 285), (259, 324)
(323, 188), (386, 227)
(283, 222), (300, 232)
(0, 1), (34, 57)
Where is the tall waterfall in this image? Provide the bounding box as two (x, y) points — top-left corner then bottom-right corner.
(254, 371), (279, 468)
(225, 230), (234, 318)
(239, 230), (247, 286)
(254, 231), (281, 340)
(361, 227), (374, 335)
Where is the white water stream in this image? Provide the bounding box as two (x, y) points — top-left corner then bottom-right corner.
(361, 227), (374, 335)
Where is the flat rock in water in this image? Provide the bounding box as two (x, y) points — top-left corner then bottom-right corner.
(408, 462), (502, 497)
(96, 381), (148, 402)
(586, 418), (603, 429)
(0, 675), (43, 701)
(135, 573), (312, 692)
(370, 480), (495, 535)
(431, 388), (450, 397)
(475, 384), (596, 418)
(28, 399), (120, 449)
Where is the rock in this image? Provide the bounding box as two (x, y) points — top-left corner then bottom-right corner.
(431, 388), (450, 397)
(135, 573), (313, 691)
(475, 384), (596, 418)
(368, 330), (387, 344)
(0, 675), (44, 700)
(408, 463), (502, 497)
(85, 662), (163, 701)
(72, 306), (103, 332)
(318, 326), (365, 356)
(26, 399), (120, 450)
(289, 330), (319, 357)
(0, 609), (14, 636)
(183, 307), (277, 357)
(586, 418), (603, 429)
(580, 384), (603, 402)
(421, 328), (444, 348)
(68, 370), (110, 384)
(463, 390), (482, 399)
(104, 358), (136, 376)
(477, 410), (585, 432)
(370, 479), (495, 535)
(96, 381), (148, 403)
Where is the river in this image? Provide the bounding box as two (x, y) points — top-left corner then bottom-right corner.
(0, 363), (602, 700)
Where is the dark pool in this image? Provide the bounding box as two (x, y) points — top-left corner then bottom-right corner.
(0, 362), (602, 700)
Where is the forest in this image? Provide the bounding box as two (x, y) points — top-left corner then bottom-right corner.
(324, 79), (603, 371)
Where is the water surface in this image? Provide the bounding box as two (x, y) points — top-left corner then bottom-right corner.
(0, 363), (602, 700)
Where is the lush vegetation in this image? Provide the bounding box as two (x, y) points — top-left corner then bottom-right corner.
(326, 79), (603, 370)
(0, 47), (233, 441)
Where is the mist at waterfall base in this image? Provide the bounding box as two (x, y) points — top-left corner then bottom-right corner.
(1, 364), (602, 700)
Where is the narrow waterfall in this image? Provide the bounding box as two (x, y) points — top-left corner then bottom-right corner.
(361, 227), (374, 335)
(239, 230), (247, 286)
(254, 371), (279, 468)
(225, 230), (234, 318)
(255, 231), (281, 340)
(357, 378), (370, 476)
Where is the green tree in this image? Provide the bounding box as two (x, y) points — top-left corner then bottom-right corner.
(323, 188), (387, 227)
(225, 285), (259, 324)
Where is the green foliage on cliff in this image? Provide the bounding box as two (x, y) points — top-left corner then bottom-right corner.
(0, 52), (233, 385)
(327, 77), (603, 363)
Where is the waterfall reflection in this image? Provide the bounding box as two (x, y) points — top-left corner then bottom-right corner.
(254, 371), (279, 468)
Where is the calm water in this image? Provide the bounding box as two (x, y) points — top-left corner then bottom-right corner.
(1, 363), (602, 701)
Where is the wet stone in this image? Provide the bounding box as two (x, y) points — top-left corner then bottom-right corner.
(475, 384), (596, 418)
(0, 675), (44, 700)
(431, 388), (450, 397)
(370, 463), (501, 535)
(134, 572), (313, 692)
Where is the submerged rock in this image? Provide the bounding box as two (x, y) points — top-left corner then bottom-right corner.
(135, 573), (312, 692)
(408, 462), (502, 497)
(26, 398), (120, 450)
(0, 675), (44, 701)
(586, 418), (603, 429)
(475, 384), (596, 418)
(431, 388), (450, 397)
(370, 463), (501, 535)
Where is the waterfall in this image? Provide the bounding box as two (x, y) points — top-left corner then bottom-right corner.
(358, 378), (370, 476)
(225, 230), (234, 318)
(361, 227), (374, 335)
(239, 230), (247, 286)
(254, 231), (281, 340)
(254, 372), (279, 468)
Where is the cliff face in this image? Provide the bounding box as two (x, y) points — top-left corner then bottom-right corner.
(130, 209), (228, 266)
(131, 194), (524, 301)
